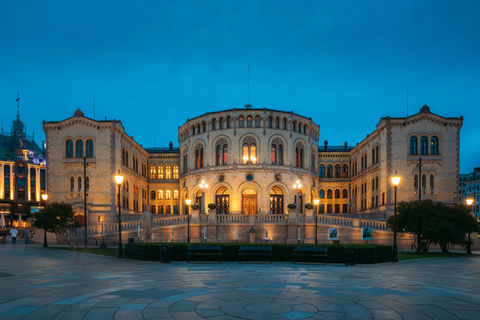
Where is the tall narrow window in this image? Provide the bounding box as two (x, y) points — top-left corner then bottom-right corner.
(165, 166), (171, 179)
(268, 116), (273, 128)
(430, 174), (434, 189)
(327, 189), (332, 199)
(343, 189), (348, 198)
(70, 177), (74, 192)
(173, 190), (179, 200)
(311, 149), (316, 172)
(157, 165), (163, 179)
(158, 190), (164, 199)
(372, 148), (375, 165)
(319, 165), (325, 178)
(334, 165), (341, 178)
(319, 189), (325, 199)
(219, 118), (224, 129)
(295, 143), (304, 168)
(255, 115), (260, 127)
(275, 117), (280, 128)
(342, 164), (348, 178)
(86, 139), (94, 157)
(420, 136), (428, 155)
(66, 140), (73, 158)
(239, 115), (244, 127)
(271, 138), (283, 165)
(242, 138), (257, 164)
(195, 145), (204, 169)
(85, 177), (89, 191)
(283, 118), (288, 129)
(166, 190), (171, 200)
(78, 177), (82, 192)
(327, 165), (333, 178)
(151, 190), (156, 200)
(431, 136), (438, 155)
(247, 115), (252, 127)
(150, 166), (156, 179)
(414, 174), (418, 189)
(183, 150), (188, 173)
(226, 116), (231, 128)
(216, 139), (228, 165)
(375, 145), (379, 163)
(211, 118), (216, 130)
(422, 174), (426, 188)
(173, 166), (179, 179)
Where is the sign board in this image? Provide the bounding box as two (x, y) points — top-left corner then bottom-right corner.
(30, 206), (44, 213)
(328, 228), (338, 240)
(362, 227), (372, 240)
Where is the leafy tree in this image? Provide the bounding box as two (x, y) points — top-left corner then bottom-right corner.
(387, 200), (478, 253)
(34, 202), (82, 248)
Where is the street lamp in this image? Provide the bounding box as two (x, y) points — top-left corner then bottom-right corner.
(185, 199), (191, 243)
(114, 171), (124, 258)
(391, 173), (401, 262)
(313, 198), (320, 244)
(466, 198), (474, 254)
(41, 193), (48, 247)
(199, 180), (208, 214)
(293, 180), (302, 214)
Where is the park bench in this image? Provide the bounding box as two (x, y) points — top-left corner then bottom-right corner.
(239, 246), (273, 263)
(292, 247), (328, 264)
(188, 246), (222, 263)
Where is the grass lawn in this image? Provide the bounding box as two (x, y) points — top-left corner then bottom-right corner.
(397, 251), (469, 261)
(51, 247), (118, 257)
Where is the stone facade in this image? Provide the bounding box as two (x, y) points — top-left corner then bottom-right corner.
(43, 105), (462, 226)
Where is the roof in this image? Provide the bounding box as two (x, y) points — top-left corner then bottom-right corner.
(144, 147), (180, 154)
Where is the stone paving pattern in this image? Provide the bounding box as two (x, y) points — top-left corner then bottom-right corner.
(0, 245), (479, 319)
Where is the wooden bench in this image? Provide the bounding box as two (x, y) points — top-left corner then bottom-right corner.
(239, 246), (273, 263)
(292, 247), (328, 264)
(188, 246), (223, 263)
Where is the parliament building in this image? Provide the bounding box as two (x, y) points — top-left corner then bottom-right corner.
(43, 105), (463, 226)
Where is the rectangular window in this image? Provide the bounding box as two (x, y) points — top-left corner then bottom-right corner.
(40, 169), (46, 191)
(173, 205), (179, 214)
(166, 191), (171, 200)
(319, 204), (325, 213)
(166, 205), (171, 214)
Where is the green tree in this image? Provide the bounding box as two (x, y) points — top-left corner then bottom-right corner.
(34, 202), (82, 248)
(387, 200), (478, 253)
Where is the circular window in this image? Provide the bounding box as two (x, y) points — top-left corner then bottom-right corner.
(274, 173), (282, 182)
(246, 173), (254, 181)
(218, 174), (225, 182)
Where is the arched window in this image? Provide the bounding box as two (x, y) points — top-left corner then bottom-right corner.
(293, 120), (298, 132)
(70, 177), (74, 192)
(183, 149), (188, 173)
(226, 116), (231, 128)
(430, 174), (434, 189)
(165, 165), (171, 179)
(242, 137), (257, 164)
(86, 140), (94, 157)
(343, 189), (348, 198)
(202, 121), (206, 132)
(255, 115), (260, 127)
(66, 140), (73, 158)
(319, 165), (325, 178)
(268, 116), (273, 128)
(414, 174), (418, 189)
(78, 177), (82, 192)
(85, 177), (89, 192)
(215, 139), (228, 166)
(271, 138), (283, 165)
(422, 174), (426, 188)
(150, 166), (156, 179)
(311, 148), (316, 173)
(334, 164), (341, 178)
(166, 190), (171, 200)
(334, 189), (340, 199)
(76, 140), (83, 157)
(431, 136), (438, 155)
(239, 115), (244, 127)
(327, 165), (333, 178)
(173, 166), (179, 179)
(275, 117), (280, 128)
(295, 143), (304, 168)
(247, 115), (252, 127)
(196, 123), (200, 134)
(319, 189), (325, 199)
(150, 190), (156, 200)
(372, 148), (375, 165)
(220, 118), (224, 129)
(157, 165), (163, 179)
(410, 136), (418, 155)
(195, 144), (204, 169)
(375, 145), (379, 163)
(122, 148), (125, 164)
(372, 178), (375, 190)
(211, 118), (216, 130)
(327, 189), (333, 199)
(283, 117), (288, 129)
(158, 190), (164, 199)
(342, 164), (348, 178)
(420, 136), (428, 155)
(173, 190), (179, 200)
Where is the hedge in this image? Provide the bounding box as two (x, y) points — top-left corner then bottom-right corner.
(124, 243), (393, 264)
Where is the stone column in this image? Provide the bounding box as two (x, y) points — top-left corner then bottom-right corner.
(303, 208), (315, 244)
(189, 209), (201, 242)
(206, 209), (218, 243)
(287, 208), (300, 244)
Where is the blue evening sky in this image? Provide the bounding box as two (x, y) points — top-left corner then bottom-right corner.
(1, 1), (479, 173)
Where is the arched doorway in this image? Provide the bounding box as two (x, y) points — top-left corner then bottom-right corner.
(215, 187), (229, 214)
(242, 186), (257, 214)
(270, 186), (284, 214)
(75, 214), (85, 227)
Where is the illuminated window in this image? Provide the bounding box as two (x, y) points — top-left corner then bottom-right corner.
(165, 165), (171, 179)
(157, 165), (163, 179)
(158, 190), (164, 199)
(66, 140), (73, 158)
(173, 166), (179, 179)
(271, 138), (283, 165)
(431, 136), (438, 155)
(242, 137), (257, 164)
(150, 166), (156, 179)
(173, 190), (179, 200)
(216, 139), (228, 165)
(195, 144), (204, 169)
(166, 190), (171, 200)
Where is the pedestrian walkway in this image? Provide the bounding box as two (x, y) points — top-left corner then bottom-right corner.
(0, 245), (478, 319)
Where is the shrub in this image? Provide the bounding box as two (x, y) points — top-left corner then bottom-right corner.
(208, 203), (217, 210)
(304, 203), (313, 209)
(287, 203), (296, 209)
(191, 203), (199, 210)
(124, 243), (161, 261)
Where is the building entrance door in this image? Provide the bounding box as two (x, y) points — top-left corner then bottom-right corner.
(242, 195), (257, 214)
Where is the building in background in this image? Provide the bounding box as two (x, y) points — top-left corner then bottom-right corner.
(459, 167), (479, 219)
(43, 105), (462, 227)
(0, 96), (46, 227)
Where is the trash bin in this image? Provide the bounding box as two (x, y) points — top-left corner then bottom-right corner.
(160, 245), (171, 263)
(128, 238), (134, 243)
(344, 247), (358, 266)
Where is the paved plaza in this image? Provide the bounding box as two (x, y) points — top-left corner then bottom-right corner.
(0, 245), (479, 320)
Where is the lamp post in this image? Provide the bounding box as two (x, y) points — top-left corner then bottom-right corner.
(199, 180), (208, 214)
(41, 193), (48, 247)
(293, 180), (302, 214)
(313, 199), (319, 244)
(114, 171), (124, 258)
(185, 199), (191, 243)
(466, 198), (474, 255)
(391, 173), (401, 262)
(83, 156), (89, 248)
